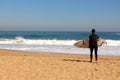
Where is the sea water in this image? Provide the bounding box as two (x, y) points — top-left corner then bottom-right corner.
(0, 31), (120, 56)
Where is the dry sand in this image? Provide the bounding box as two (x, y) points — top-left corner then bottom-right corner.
(0, 49), (120, 80)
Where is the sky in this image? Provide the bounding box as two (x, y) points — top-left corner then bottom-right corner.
(0, 0), (120, 31)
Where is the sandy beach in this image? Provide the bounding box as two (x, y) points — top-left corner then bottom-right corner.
(0, 49), (119, 80)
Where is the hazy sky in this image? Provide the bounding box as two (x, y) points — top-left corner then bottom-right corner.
(0, 0), (120, 31)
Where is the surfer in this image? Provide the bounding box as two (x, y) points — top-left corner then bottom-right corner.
(89, 29), (99, 62)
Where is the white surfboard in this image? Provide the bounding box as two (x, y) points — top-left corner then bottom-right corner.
(74, 39), (107, 48)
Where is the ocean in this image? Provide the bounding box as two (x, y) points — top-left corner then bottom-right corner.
(0, 31), (120, 56)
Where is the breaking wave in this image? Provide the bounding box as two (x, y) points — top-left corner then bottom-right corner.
(0, 36), (120, 46)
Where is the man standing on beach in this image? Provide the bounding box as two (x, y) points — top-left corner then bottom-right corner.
(89, 29), (99, 62)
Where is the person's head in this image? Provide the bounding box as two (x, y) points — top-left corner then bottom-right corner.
(91, 29), (96, 34)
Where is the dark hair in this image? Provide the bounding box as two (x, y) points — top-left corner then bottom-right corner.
(91, 29), (95, 33)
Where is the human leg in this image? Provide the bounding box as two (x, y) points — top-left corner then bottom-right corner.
(95, 47), (98, 61)
(90, 47), (93, 62)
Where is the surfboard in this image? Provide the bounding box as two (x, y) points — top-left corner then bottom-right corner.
(74, 39), (107, 48)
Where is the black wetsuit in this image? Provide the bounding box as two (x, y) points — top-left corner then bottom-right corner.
(89, 33), (99, 61)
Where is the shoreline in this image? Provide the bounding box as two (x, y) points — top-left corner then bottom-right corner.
(0, 49), (119, 80)
(1, 48), (120, 57)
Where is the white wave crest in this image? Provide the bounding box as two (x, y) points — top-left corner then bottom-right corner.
(0, 37), (120, 56)
(0, 37), (77, 45)
(0, 37), (120, 46)
(106, 40), (120, 46)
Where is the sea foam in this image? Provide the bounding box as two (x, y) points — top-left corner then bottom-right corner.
(0, 37), (120, 46)
(0, 37), (120, 56)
